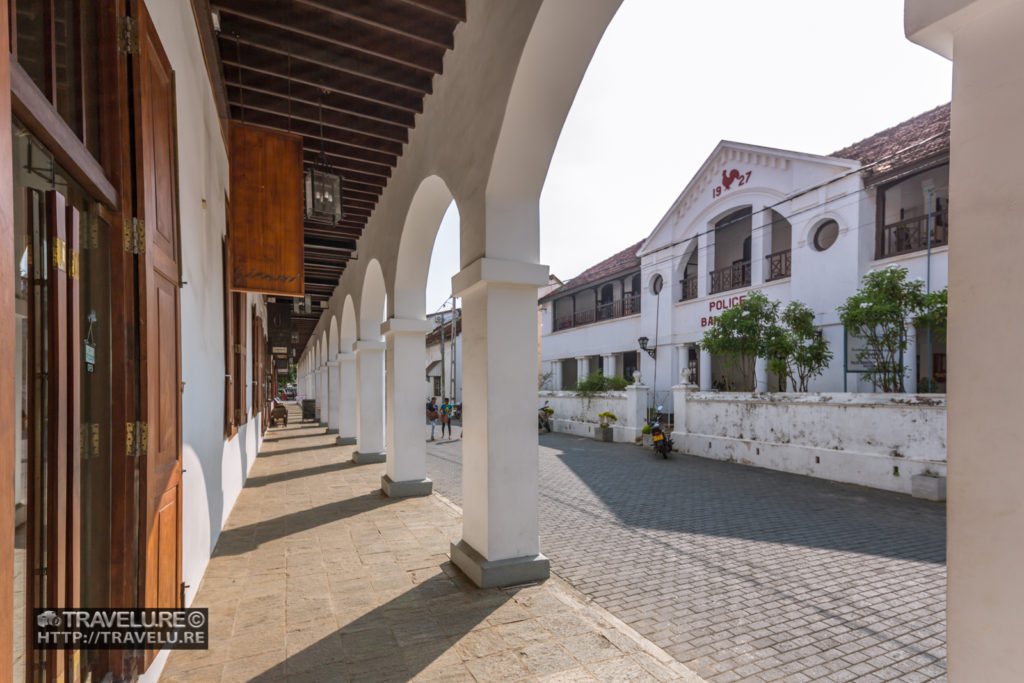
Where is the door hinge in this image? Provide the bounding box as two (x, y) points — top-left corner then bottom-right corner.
(118, 16), (140, 55)
(125, 421), (148, 458)
(234, 343), (242, 354)
(122, 217), (146, 254)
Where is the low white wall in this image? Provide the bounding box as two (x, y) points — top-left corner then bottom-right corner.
(539, 390), (635, 442)
(673, 391), (946, 495)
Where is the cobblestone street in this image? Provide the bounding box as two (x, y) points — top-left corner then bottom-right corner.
(426, 433), (947, 682)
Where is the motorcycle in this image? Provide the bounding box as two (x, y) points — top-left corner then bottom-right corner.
(538, 401), (553, 432)
(649, 405), (673, 459)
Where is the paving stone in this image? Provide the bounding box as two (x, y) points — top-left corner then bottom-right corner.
(428, 431), (948, 682)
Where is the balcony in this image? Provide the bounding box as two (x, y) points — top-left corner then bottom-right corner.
(709, 261), (751, 295)
(765, 249), (792, 281)
(879, 211), (949, 258)
(554, 293), (641, 331)
(679, 275), (698, 302)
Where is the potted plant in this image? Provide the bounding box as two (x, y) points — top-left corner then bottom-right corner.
(641, 423), (652, 447)
(595, 412), (617, 442)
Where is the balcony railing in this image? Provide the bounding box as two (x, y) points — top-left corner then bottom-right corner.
(879, 211), (949, 258)
(709, 261), (751, 295)
(765, 249), (791, 281)
(553, 293), (641, 331)
(679, 275), (697, 302)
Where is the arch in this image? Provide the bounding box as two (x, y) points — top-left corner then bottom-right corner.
(359, 259), (387, 341)
(340, 295), (357, 351)
(393, 175), (457, 319)
(481, 0), (623, 264)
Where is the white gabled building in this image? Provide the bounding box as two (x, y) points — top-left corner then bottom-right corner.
(541, 104), (951, 411)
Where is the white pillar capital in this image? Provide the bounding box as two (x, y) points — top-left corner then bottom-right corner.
(337, 352), (356, 363)
(452, 257), (549, 297)
(354, 339), (386, 352)
(381, 317), (434, 336)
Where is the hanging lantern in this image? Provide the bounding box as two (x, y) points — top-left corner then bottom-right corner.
(304, 153), (343, 224)
(304, 92), (344, 225)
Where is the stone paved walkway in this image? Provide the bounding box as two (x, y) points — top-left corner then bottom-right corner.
(162, 408), (702, 682)
(426, 432), (947, 683)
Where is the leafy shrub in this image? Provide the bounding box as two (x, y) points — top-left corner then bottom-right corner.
(597, 411), (617, 428)
(575, 371), (630, 395)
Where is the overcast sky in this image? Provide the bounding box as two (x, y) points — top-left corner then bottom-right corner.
(425, 0), (952, 315)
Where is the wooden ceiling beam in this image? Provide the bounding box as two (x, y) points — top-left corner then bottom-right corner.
(216, 13), (433, 93)
(397, 0), (466, 22)
(224, 84), (408, 144)
(213, 0), (445, 73)
(221, 65), (415, 128)
(293, 0), (458, 50)
(305, 221), (363, 238)
(220, 42), (426, 112)
(227, 104), (403, 158)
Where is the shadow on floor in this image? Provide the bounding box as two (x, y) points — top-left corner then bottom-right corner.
(257, 442), (344, 458)
(546, 434), (946, 565)
(249, 565), (511, 681)
(243, 461), (359, 488)
(212, 492), (401, 558)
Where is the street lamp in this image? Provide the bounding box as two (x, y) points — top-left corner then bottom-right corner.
(637, 336), (656, 359)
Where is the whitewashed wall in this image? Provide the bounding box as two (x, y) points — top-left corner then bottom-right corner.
(672, 391), (946, 495)
(142, 2), (264, 681)
(539, 390), (643, 442)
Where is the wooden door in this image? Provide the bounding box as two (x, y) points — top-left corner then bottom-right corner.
(131, 0), (182, 616)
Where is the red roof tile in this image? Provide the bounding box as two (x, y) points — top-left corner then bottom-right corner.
(539, 239), (643, 303)
(830, 103), (950, 182)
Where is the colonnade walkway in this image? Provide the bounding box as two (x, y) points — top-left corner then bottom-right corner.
(161, 405), (701, 682)
(427, 433), (947, 683)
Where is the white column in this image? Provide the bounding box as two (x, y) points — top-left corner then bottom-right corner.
(671, 377), (698, 438)
(381, 318), (434, 497)
(603, 354), (618, 378)
(576, 356), (590, 381)
(326, 361), (340, 433)
(336, 352), (357, 445)
(697, 229), (714, 298)
(904, 323), (917, 394)
(755, 357), (768, 393)
(550, 360), (562, 391)
(449, 258), (550, 588)
(750, 203), (770, 285)
(906, 2), (1024, 678)
(315, 367), (324, 423)
(353, 340), (386, 463)
(699, 346), (712, 391)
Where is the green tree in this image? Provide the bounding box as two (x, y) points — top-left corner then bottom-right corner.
(700, 291), (779, 391)
(837, 266), (928, 392)
(765, 301), (833, 391)
(915, 286), (948, 343)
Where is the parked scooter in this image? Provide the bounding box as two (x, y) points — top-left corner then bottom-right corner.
(538, 401), (553, 432)
(649, 405), (673, 459)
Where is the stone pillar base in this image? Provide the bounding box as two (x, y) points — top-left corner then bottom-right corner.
(353, 451), (385, 464)
(336, 436), (356, 446)
(450, 540), (550, 589)
(381, 474), (432, 498)
(325, 428), (338, 434)
(319, 422), (328, 429)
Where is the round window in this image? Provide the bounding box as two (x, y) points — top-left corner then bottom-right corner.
(650, 274), (664, 295)
(813, 220), (839, 251)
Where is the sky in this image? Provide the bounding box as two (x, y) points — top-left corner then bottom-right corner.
(425, 0), (952, 315)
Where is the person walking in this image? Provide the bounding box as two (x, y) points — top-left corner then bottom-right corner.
(426, 397), (440, 441)
(440, 397), (452, 439)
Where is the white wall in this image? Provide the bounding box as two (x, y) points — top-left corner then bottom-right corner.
(673, 391), (946, 494)
(142, 1), (264, 680)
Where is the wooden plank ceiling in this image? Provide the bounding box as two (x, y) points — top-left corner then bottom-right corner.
(211, 0), (465, 357)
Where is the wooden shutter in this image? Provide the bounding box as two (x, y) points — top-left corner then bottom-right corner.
(223, 238), (234, 436)
(131, 0), (182, 623)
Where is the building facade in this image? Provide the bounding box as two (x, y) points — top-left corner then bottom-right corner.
(541, 104), (951, 411)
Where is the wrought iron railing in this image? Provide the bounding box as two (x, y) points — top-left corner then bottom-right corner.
(679, 275), (697, 302)
(553, 293), (641, 331)
(765, 249), (791, 281)
(709, 261), (751, 294)
(879, 211), (949, 258)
